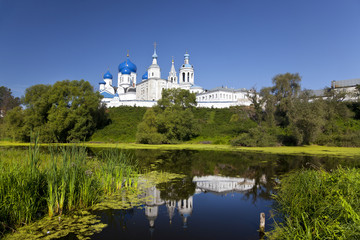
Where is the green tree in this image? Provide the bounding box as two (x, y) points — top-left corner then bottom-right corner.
(4, 80), (107, 142)
(246, 88), (264, 124)
(136, 108), (164, 144)
(271, 73), (301, 126)
(136, 89), (199, 144)
(260, 87), (276, 127)
(157, 88), (197, 110)
(288, 91), (326, 145)
(0, 86), (20, 119)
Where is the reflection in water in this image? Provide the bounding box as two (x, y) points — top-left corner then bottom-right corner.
(142, 185), (194, 229)
(86, 149), (360, 240)
(141, 175), (266, 231)
(193, 175), (264, 193)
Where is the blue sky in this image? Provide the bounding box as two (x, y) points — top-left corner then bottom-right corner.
(1, 0), (359, 97)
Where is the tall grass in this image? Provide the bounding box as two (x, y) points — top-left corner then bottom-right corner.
(269, 168), (360, 239)
(0, 144), (139, 236)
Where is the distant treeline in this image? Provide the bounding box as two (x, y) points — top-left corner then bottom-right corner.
(94, 73), (360, 147)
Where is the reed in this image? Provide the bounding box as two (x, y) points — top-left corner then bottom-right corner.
(269, 167), (360, 239)
(0, 144), (139, 236)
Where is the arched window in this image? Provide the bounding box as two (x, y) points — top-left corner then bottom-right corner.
(183, 72), (185, 82)
(152, 72), (154, 76)
(187, 72), (190, 82)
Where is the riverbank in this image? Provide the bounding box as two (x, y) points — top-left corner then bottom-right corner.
(1, 141), (360, 158)
(269, 167), (360, 239)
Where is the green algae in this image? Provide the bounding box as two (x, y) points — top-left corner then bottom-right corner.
(4, 210), (106, 240)
(2, 141), (360, 158)
(3, 171), (185, 240)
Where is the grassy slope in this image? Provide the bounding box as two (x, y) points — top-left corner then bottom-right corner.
(89, 106), (251, 144)
(90, 106), (147, 143)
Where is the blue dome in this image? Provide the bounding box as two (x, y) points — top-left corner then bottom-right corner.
(184, 53), (190, 58)
(100, 92), (115, 98)
(99, 80), (106, 85)
(103, 70), (113, 79)
(142, 71), (148, 80)
(121, 67), (131, 75)
(118, 57), (137, 73)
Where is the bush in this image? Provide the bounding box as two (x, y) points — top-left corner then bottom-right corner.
(231, 126), (279, 147)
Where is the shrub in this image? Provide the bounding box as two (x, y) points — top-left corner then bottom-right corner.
(231, 126), (279, 147)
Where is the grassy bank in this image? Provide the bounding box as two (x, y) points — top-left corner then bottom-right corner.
(0, 142), (139, 236)
(88, 106), (243, 144)
(2, 141), (360, 158)
(269, 168), (360, 239)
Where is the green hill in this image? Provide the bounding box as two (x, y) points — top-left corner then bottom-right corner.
(90, 106), (252, 143)
(90, 106), (147, 143)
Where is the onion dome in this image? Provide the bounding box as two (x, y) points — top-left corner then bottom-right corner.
(142, 71), (148, 80)
(103, 70), (113, 79)
(118, 57), (137, 73)
(184, 52), (190, 58)
(121, 67), (131, 75)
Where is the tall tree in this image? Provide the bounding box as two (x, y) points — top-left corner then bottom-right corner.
(288, 91), (326, 145)
(0, 86), (20, 119)
(271, 73), (302, 126)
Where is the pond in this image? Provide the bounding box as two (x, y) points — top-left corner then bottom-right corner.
(77, 148), (360, 240)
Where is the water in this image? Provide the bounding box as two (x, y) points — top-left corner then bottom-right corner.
(84, 149), (360, 240)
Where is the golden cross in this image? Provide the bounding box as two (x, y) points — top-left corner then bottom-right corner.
(153, 42), (157, 49)
(127, 50), (129, 57)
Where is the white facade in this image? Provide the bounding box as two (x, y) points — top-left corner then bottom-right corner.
(99, 47), (252, 108)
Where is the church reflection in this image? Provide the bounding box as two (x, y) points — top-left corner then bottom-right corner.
(141, 175), (266, 230)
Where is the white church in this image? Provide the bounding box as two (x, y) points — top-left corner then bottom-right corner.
(99, 46), (252, 108)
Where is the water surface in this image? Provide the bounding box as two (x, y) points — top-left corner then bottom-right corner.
(85, 149), (360, 240)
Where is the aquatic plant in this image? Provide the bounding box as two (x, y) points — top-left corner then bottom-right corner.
(0, 144), (139, 236)
(269, 167), (360, 239)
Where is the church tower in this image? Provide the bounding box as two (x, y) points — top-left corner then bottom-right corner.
(99, 70), (115, 94)
(168, 58), (178, 84)
(147, 43), (161, 79)
(179, 51), (194, 85)
(166, 200), (176, 224)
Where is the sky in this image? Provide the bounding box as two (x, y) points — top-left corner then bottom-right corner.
(0, 0), (359, 97)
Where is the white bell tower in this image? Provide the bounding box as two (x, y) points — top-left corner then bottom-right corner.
(179, 51), (194, 85)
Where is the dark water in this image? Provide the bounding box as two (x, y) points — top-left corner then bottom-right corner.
(83, 149), (360, 240)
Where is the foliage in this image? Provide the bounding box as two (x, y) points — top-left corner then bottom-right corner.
(269, 168), (360, 239)
(157, 88), (197, 109)
(230, 126), (279, 147)
(136, 108), (164, 144)
(136, 89), (199, 144)
(0, 86), (20, 120)
(0, 144), (139, 236)
(230, 72), (360, 147)
(271, 72), (301, 127)
(288, 91), (326, 145)
(4, 80), (108, 143)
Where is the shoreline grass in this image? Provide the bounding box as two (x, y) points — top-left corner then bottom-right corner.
(1, 141), (360, 158)
(269, 167), (360, 239)
(0, 144), (139, 236)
